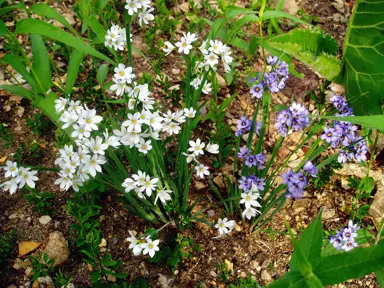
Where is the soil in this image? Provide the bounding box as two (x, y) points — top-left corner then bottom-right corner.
(0, 0), (381, 287)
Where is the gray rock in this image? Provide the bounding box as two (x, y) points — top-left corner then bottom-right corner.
(333, 13), (345, 23)
(39, 215), (52, 226)
(157, 274), (174, 288)
(332, 0), (345, 13)
(42, 231), (69, 266)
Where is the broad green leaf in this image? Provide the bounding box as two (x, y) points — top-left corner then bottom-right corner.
(65, 49), (85, 95)
(29, 3), (78, 35)
(228, 37), (249, 51)
(314, 240), (384, 285)
(84, 15), (106, 43)
(267, 271), (305, 288)
(31, 34), (52, 92)
(289, 212), (323, 276)
(0, 85), (32, 100)
(313, 115), (384, 131)
(376, 269), (384, 287)
(265, 28), (342, 81)
(97, 64), (109, 84)
(262, 10), (309, 25)
(96, 0), (110, 11)
(343, 0), (384, 115)
(0, 2), (25, 17)
(0, 19), (9, 37)
(15, 19), (115, 65)
(33, 92), (60, 125)
(226, 15), (259, 42)
(1, 54), (38, 94)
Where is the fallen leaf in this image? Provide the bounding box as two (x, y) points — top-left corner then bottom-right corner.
(0, 156), (7, 164)
(18, 241), (42, 257)
(9, 95), (22, 103)
(32, 280), (39, 288)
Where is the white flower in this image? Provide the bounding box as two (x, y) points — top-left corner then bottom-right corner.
(202, 82), (212, 94)
(206, 143), (219, 154)
(195, 164), (209, 179)
(148, 112), (164, 131)
(138, 0), (151, 8)
(16, 169), (38, 189)
(199, 40), (209, 55)
(139, 176), (158, 197)
(242, 207), (259, 220)
(163, 41), (175, 56)
(214, 218), (235, 235)
(114, 64), (135, 83)
(126, 231), (143, 256)
(4, 161), (18, 178)
(79, 108), (103, 131)
(55, 174), (73, 191)
(183, 152), (196, 164)
(110, 78), (127, 97)
(60, 111), (78, 129)
(0, 178), (18, 194)
(125, 0), (142, 15)
(164, 122), (181, 135)
(132, 171), (147, 186)
(184, 107), (196, 118)
(190, 77), (202, 90)
(204, 52), (219, 68)
(136, 139), (152, 154)
(188, 139), (205, 156)
(141, 237), (160, 258)
(240, 192), (261, 209)
(83, 154), (106, 177)
(55, 97), (68, 113)
(103, 130), (121, 148)
(123, 112), (142, 133)
(71, 124), (90, 140)
(89, 136), (109, 155)
(138, 6), (155, 26)
(105, 24), (127, 50)
(155, 188), (172, 204)
(175, 32), (197, 55)
(68, 100), (83, 114)
(209, 40), (224, 54)
(122, 177), (136, 193)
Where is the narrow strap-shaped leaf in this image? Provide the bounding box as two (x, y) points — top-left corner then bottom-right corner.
(0, 2), (25, 17)
(65, 49), (85, 95)
(313, 115), (384, 132)
(1, 54), (38, 94)
(0, 19), (9, 37)
(33, 92), (60, 125)
(225, 15), (259, 42)
(31, 34), (52, 92)
(262, 10), (310, 25)
(29, 3), (78, 36)
(0, 85), (32, 100)
(15, 19), (115, 65)
(84, 15), (106, 43)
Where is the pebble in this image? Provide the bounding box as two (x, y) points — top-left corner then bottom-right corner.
(250, 260), (259, 270)
(322, 207), (336, 220)
(25, 267), (34, 277)
(9, 213), (18, 220)
(107, 275), (116, 283)
(210, 271), (217, 277)
(171, 68), (180, 75)
(39, 215), (52, 226)
(42, 231), (70, 266)
(261, 270), (272, 282)
(240, 271), (247, 278)
(333, 13), (345, 23)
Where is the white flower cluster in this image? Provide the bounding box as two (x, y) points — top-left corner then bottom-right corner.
(122, 170), (172, 204)
(105, 24), (131, 51)
(214, 217), (236, 237)
(183, 138), (219, 179)
(125, 0), (154, 26)
(163, 32), (198, 55)
(240, 185), (262, 220)
(0, 161), (38, 194)
(54, 98), (120, 191)
(126, 231), (160, 258)
(198, 39), (233, 73)
(110, 63), (136, 97)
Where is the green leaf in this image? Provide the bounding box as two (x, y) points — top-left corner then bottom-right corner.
(0, 19), (9, 37)
(0, 2), (25, 17)
(376, 269), (384, 287)
(267, 271), (305, 288)
(343, 0), (384, 115)
(226, 15), (259, 42)
(264, 28), (342, 80)
(225, 6), (257, 19)
(31, 34), (52, 92)
(65, 49), (85, 95)
(0, 85), (32, 100)
(314, 240), (384, 285)
(15, 19), (115, 65)
(29, 3), (78, 35)
(1, 54), (38, 94)
(359, 176), (375, 194)
(96, 0), (110, 11)
(33, 92), (60, 125)
(228, 37), (249, 51)
(97, 64), (109, 84)
(313, 115), (384, 131)
(84, 15), (106, 44)
(262, 10), (309, 25)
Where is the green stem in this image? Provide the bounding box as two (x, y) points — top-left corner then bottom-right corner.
(124, 11), (134, 70)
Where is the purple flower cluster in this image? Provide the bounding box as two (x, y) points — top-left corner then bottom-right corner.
(249, 56), (289, 98)
(238, 147), (266, 169)
(235, 116), (262, 137)
(274, 102), (311, 136)
(329, 220), (359, 252)
(238, 175), (266, 192)
(281, 161), (317, 199)
(321, 95), (368, 163)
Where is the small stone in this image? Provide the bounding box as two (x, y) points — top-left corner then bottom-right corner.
(99, 238), (107, 248)
(178, 2), (190, 13)
(333, 13), (345, 23)
(322, 208), (336, 220)
(261, 270), (272, 282)
(240, 271), (247, 278)
(261, 259), (271, 269)
(25, 267), (34, 277)
(100, 215), (106, 222)
(292, 199), (311, 214)
(213, 174), (225, 189)
(157, 274), (174, 288)
(9, 213), (18, 220)
(171, 68), (180, 75)
(207, 210), (215, 217)
(107, 275), (116, 283)
(216, 73), (226, 87)
(210, 271), (217, 277)
(341, 178), (352, 190)
(41, 231), (69, 266)
(195, 181), (206, 190)
(39, 215), (52, 226)
(332, 0), (345, 13)
(250, 260), (259, 270)
(288, 159), (301, 169)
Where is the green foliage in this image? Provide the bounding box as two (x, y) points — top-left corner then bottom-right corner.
(343, 0), (384, 115)
(315, 115), (384, 132)
(268, 213), (384, 287)
(29, 252), (55, 281)
(54, 270), (73, 287)
(24, 189), (56, 215)
(26, 113), (54, 137)
(313, 156), (342, 189)
(0, 229), (17, 265)
(0, 123), (14, 148)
